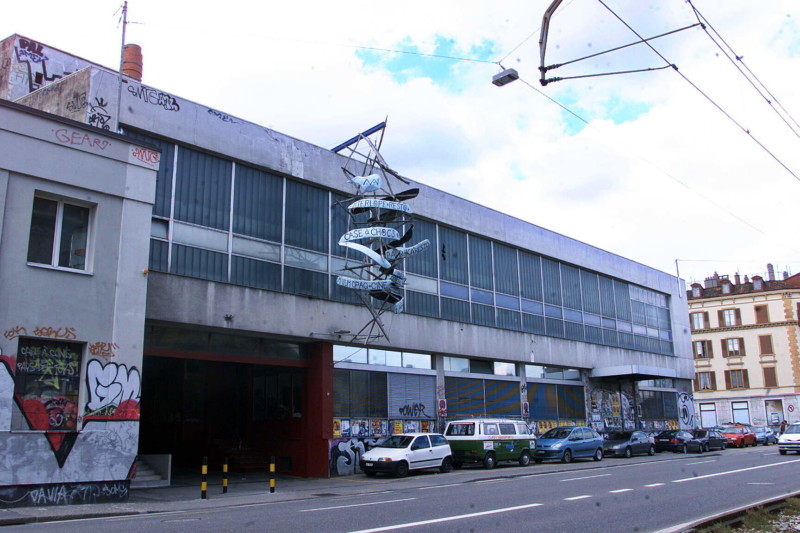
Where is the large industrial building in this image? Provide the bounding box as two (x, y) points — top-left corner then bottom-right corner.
(0, 33), (692, 505)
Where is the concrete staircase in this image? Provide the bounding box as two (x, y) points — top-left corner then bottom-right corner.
(130, 455), (171, 489)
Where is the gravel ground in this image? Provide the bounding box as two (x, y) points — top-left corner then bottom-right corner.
(728, 509), (800, 532)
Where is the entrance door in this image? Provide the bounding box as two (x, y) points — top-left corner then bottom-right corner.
(765, 399), (784, 425)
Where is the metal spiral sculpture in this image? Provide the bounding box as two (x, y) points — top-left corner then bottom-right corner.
(332, 123), (430, 343)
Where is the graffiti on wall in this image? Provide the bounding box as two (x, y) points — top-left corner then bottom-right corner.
(127, 84), (180, 111)
(590, 388), (636, 432)
(88, 342), (119, 358)
(87, 97), (111, 130)
(329, 437), (382, 476)
(84, 360), (141, 420)
(4, 326), (27, 340)
(678, 392), (695, 429)
(14, 37), (63, 94)
(0, 480), (129, 508)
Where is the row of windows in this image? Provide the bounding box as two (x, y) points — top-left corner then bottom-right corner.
(332, 346), (583, 380)
(126, 129), (674, 356)
(694, 335), (776, 359)
(690, 305), (773, 331)
(694, 368), (778, 391)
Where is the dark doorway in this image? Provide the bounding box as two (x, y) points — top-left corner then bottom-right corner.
(139, 356), (305, 473)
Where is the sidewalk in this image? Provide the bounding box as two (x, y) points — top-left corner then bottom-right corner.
(0, 470), (376, 526)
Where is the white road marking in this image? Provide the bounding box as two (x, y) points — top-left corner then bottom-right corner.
(672, 458), (800, 483)
(475, 478), (510, 484)
(609, 488), (634, 493)
(561, 473), (611, 482)
(686, 460), (716, 465)
(347, 502), (544, 532)
(747, 482), (775, 485)
(564, 495), (592, 501)
(302, 498), (416, 512)
(645, 483), (665, 487)
(418, 483), (463, 490)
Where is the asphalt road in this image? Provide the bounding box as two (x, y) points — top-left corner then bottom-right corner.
(6, 445), (800, 533)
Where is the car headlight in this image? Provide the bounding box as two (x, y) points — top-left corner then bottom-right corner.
(551, 442), (563, 450)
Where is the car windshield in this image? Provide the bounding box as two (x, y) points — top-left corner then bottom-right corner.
(607, 432), (632, 440)
(786, 424), (800, 434)
(542, 428), (572, 440)
(376, 436), (413, 449)
(693, 430), (707, 437)
(656, 431), (678, 438)
(722, 427), (743, 434)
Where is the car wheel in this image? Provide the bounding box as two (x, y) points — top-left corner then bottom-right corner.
(624, 447), (632, 459)
(738, 440), (744, 448)
(452, 460), (463, 469)
(534, 458), (543, 464)
(364, 470), (377, 477)
(519, 451), (531, 467)
(561, 449), (573, 464)
(648, 445), (655, 456)
(703, 443), (710, 453)
(394, 461), (409, 478)
(593, 448), (603, 461)
(440, 456), (453, 473)
(779, 449), (787, 455)
(483, 453), (496, 469)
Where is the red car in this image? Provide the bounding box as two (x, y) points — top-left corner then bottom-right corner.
(719, 425), (756, 448)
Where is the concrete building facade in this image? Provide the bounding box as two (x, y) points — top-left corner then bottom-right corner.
(1, 33), (693, 502)
(0, 98), (158, 505)
(688, 268), (800, 428)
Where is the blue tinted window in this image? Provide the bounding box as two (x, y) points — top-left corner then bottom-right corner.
(497, 309), (522, 331)
(175, 148), (232, 230)
(561, 264), (582, 310)
(442, 297), (470, 322)
(494, 243), (519, 296)
(522, 314), (545, 334)
(233, 165), (282, 242)
(231, 256), (280, 291)
(405, 219), (437, 277)
(441, 281), (469, 300)
(519, 252), (543, 301)
(521, 299), (543, 315)
(545, 305), (562, 318)
(471, 288), (493, 305)
(496, 294), (519, 310)
(285, 181), (328, 252)
(563, 309), (582, 322)
(472, 304), (495, 327)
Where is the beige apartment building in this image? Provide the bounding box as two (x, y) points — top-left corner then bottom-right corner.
(689, 266), (800, 428)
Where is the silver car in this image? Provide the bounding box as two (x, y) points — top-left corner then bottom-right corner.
(778, 424), (800, 455)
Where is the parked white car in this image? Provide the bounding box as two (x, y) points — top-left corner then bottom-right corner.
(360, 433), (452, 477)
(778, 424), (800, 455)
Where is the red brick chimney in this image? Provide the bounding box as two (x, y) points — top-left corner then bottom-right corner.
(122, 44), (143, 81)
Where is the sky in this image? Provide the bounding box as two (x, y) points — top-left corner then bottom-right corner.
(3, 1), (799, 286)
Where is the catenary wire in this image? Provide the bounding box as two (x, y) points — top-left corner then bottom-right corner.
(686, 0), (800, 140)
(595, 0), (800, 184)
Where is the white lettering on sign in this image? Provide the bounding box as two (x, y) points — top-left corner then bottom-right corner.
(341, 227), (400, 242)
(348, 199), (413, 214)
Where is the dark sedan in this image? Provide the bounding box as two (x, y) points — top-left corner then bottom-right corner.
(603, 431), (656, 458)
(688, 428), (726, 452)
(654, 430), (695, 453)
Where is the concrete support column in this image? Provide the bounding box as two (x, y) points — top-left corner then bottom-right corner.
(304, 342), (333, 477)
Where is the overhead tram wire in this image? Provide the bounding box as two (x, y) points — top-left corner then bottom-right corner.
(595, 0), (800, 184)
(686, 0), (800, 141)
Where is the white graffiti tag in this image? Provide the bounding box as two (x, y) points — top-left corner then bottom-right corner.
(86, 360), (141, 412)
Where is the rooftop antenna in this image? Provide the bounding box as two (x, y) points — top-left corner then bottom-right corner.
(115, 1), (128, 132)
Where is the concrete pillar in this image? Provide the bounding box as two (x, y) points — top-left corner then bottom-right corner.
(303, 342), (333, 477)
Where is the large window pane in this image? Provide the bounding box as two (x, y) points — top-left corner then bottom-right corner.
(58, 203), (89, 269)
(404, 219), (437, 277)
(469, 236), (493, 290)
(27, 197), (58, 265)
(285, 181), (328, 252)
(438, 226), (468, 284)
(519, 252), (543, 301)
(541, 258), (562, 306)
(284, 266), (327, 298)
(231, 256), (280, 291)
(171, 244), (227, 282)
(561, 264), (582, 310)
(233, 165), (282, 242)
(122, 130), (174, 218)
(175, 148), (231, 230)
(494, 243), (519, 296)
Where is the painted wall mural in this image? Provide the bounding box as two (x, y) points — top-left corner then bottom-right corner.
(329, 437), (382, 476)
(4, 37), (94, 101)
(0, 330), (140, 501)
(678, 392), (695, 429)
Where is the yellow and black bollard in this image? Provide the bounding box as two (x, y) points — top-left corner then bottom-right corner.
(201, 456), (208, 499)
(269, 456), (275, 493)
(222, 457), (228, 494)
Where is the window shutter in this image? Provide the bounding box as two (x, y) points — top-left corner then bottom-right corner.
(721, 339), (728, 357)
(735, 308), (741, 325)
(706, 340), (714, 358)
(764, 367), (777, 388)
(742, 369), (750, 389)
(710, 372), (717, 390)
(693, 376), (699, 392)
(717, 310), (724, 326)
(759, 336), (773, 355)
(703, 312), (709, 328)
(755, 306), (768, 324)
(739, 338), (746, 357)
(724, 370), (731, 390)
